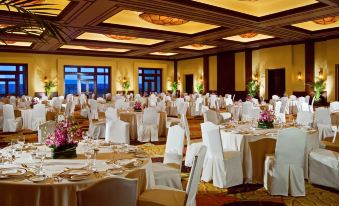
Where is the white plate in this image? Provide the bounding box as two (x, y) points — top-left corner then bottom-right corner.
(0, 168), (26, 177)
(29, 175), (46, 183)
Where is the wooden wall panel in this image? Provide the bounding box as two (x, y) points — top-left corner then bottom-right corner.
(174, 60), (178, 82)
(203, 56), (209, 93)
(217, 52), (235, 94)
(245, 49), (252, 83)
(305, 40), (315, 90)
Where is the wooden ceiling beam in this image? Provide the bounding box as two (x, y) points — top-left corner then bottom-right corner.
(316, 0), (339, 6)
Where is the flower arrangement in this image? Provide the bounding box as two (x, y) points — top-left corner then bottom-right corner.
(119, 76), (131, 95)
(45, 120), (82, 158)
(44, 80), (57, 98)
(246, 80), (260, 97)
(170, 81), (179, 96)
(196, 82), (203, 94)
(258, 110), (274, 129)
(133, 101), (142, 112)
(30, 98), (39, 107)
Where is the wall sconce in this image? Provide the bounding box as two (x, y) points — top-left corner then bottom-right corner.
(44, 76), (48, 83)
(253, 74), (258, 81)
(297, 72), (302, 80)
(319, 69), (324, 80)
(199, 75), (203, 83)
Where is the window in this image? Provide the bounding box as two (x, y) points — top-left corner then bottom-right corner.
(64, 66), (111, 97)
(0, 64), (28, 96)
(138, 68), (162, 94)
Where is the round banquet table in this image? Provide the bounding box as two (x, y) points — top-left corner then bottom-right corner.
(119, 111), (167, 140)
(0, 141), (154, 206)
(220, 123), (319, 183)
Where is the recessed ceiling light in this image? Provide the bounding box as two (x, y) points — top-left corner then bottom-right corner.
(139, 13), (189, 26)
(313, 16), (339, 25)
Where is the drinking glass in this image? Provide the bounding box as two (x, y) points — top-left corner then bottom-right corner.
(36, 149), (47, 175)
(17, 136), (25, 152)
(84, 146), (94, 170)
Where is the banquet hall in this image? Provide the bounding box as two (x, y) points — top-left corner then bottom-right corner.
(0, 0), (338, 205)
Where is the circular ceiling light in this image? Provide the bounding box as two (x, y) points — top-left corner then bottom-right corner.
(4, 41), (16, 44)
(139, 13), (189, 26)
(239, 32), (258, 38)
(313, 16), (339, 25)
(105, 34), (138, 40)
(191, 44), (205, 48)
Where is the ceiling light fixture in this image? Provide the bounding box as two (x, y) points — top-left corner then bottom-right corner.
(85, 46), (107, 50)
(4, 41), (16, 44)
(191, 43), (204, 48)
(105, 34), (138, 40)
(313, 16), (339, 25)
(0, 24), (10, 28)
(239, 32), (258, 38)
(139, 13), (189, 26)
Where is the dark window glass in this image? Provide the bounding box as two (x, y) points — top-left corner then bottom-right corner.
(0, 64), (27, 96)
(138, 68), (162, 94)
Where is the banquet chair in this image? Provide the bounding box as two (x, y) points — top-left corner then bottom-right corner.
(137, 107), (160, 142)
(105, 120), (130, 144)
(330, 101), (339, 113)
(2, 104), (22, 132)
(204, 109), (220, 125)
(296, 111), (314, 126)
(309, 148), (339, 189)
(105, 107), (118, 122)
(88, 99), (98, 120)
(309, 96), (315, 113)
(38, 120), (56, 143)
(31, 104), (47, 131)
(9, 96), (16, 107)
(52, 97), (62, 113)
(194, 96), (203, 116)
(225, 95), (233, 106)
(202, 127), (243, 188)
(242, 101), (254, 121)
(152, 125), (185, 189)
(139, 145), (207, 206)
(264, 128), (306, 196)
(77, 177), (138, 206)
(64, 102), (72, 118)
(305, 95), (310, 105)
(314, 107), (332, 140)
(301, 102), (310, 111)
(331, 112), (339, 144)
(209, 95), (219, 110)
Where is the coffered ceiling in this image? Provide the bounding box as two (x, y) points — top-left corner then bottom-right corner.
(0, 0), (339, 60)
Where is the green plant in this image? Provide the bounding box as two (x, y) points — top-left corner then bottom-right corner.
(44, 80), (56, 97)
(196, 82), (203, 94)
(122, 81), (130, 93)
(246, 80), (260, 97)
(0, 0), (66, 43)
(170, 81), (179, 94)
(313, 79), (326, 101)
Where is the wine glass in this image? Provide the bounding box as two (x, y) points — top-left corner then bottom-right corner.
(84, 146), (94, 170)
(17, 136), (25, 152)
(36, 149), (47, 175)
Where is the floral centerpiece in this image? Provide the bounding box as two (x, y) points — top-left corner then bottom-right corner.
(30, 98), (39, 107)
(119, 76), (131, 95)
(133, 101), (142, 112)
(258, 110), (274, 129)
(45, 120), (82, 159)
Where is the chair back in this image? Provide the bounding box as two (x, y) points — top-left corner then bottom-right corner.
(143, 107), (158, 125)
(164, 125), (185, 166)
(65, 102), (72, 117)
(242, 101), (254, 117)
(275, 128), (306, 166)
(9, 96), (16, 107)
(33, 104), (46, 120)
(330, 101), (339, 112)
(38, 120), (56, 143)
(185, 146), (207, 206)
(206, 128), (224, 159)
(3, 104), (15, 120)
(76, 177), (138, 206)
(105, 120), (130, 144)
(205, 109), (219, 125)
(314, 107), (331, 125)
(200, 121), (219, 151)
(274, 101), (282, 115)
(105, 107), (118, 122)
(296, 111), (314, 126)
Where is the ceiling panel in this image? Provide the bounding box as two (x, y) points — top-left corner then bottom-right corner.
(180, 44), (216, 50)
(76, 32), (163, 45)
(193, 0), (318, 17)
(60, 45), (130, 53)
(103, 10), (219, 34)
(292, 18), (339, 31)
(223, 33), (274, 42)
(0, 41), (32, 47)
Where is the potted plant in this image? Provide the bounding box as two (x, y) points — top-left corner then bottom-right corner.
(196, 82), (203, 94)
(258, 110), (274, 129)
(170, 81), (179, 96)
(44, 80), (56, 98)
(45, 119), (82, 159)
(119, 76), (130, 95)
(313, 79), (326, 102)
(246, 80), (260, 98)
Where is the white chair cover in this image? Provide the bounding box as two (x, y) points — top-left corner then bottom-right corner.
(264, 128), (306, 196)
(309, 149), (339, 189)
(137, 107), (160, 142)
(242, 101), (254, 121)
(38, 120), (56, 143)
(153, 125), (185, 189)
(296, 111), (314, 126)
(314, 107), (333, 140)
(105, 107), (118, 122)
(64, 102), (72, 117)
(2, 104), (22, 132)
(330, 101), (339, 113)
(9, 96), (16, 107)
(31, 104), (46, 131)
(88, 99), (98, 120)
(105, 120), (130, 144)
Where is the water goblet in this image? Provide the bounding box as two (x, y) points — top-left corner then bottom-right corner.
(36, 149), (47, 175)
(17, 136), (25, 152)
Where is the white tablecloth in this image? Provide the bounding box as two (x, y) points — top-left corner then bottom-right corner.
(220, 124), (319, 183)
(0, 143), (154, 206)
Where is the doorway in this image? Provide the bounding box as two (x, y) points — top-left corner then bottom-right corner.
(267, 68), (286, 98)
(138, 68), (162, 94)
(185, 74), (194, 94)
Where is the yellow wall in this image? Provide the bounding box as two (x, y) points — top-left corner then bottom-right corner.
(177, 58), (203, 93)
(315, 39), (339, 101)
(0, 52), (173, 96)
(209, 55), (217, 91)
(252, 44), (305, 99)
(235, 52), (245, 91)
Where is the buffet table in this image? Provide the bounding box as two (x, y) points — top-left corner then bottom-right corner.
(0, 141), (154, 206)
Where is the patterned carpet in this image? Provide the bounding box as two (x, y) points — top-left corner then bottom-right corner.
(0, 113), (338, 206)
